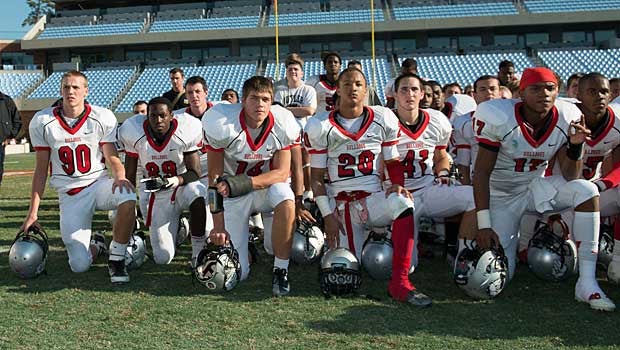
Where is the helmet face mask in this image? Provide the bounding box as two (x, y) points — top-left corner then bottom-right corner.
(125, 231), (147, 270)
(291, 221), (325, 265)
(527, 219), (577, 282)
(9, 224), (49, 279)
(194, 242), (241, 292)
(361, 229), (393, 280)
(319, 247), (361, 297)
(454, 242), (508, 299)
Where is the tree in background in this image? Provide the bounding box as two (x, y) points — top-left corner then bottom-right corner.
(22, 0), (55, 26)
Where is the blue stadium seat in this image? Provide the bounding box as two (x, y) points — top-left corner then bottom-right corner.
(268, 9), (384, 26)
(29, 68), (136, 109)
(394, 2), (518, 20)
(0, 71), (43, 98)
(149, 17), (258, 33)
(38, 22), (144, 39)
(538, 48), (620, 83)
(524, 0), (620, 13)
(115, 63), (257, 113)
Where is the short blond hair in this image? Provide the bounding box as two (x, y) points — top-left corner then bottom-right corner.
(285, 53), (304, 68)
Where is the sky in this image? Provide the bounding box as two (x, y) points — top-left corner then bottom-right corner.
(0, 0), (33, 40)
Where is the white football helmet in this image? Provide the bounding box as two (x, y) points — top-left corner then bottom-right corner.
(125, 231), (147, 270)
(9, 224), (49, 279)
(291, 221), (325, 265)
(454, 243), (508, 300)
(319, 248), (361, 297)
(527, 219), (577, 282)
(194, 242), (241, 292)
(361, 230), (393, 280)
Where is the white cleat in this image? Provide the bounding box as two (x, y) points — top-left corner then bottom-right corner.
(608, 260), (620, 284)
(575, 282), (616, 312)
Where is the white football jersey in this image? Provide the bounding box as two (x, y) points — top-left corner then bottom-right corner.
(203, 104), (300, 177)
(580, 105), (620, 180)
(306, 75), (337, 113)
(452, 111), (477, 168)
(384, 77), (396, 102)
(118, 113), (202, 181)
(475, 98), (581, 197)
(394, 108), (452, 190)
(445, 94), (477, 121)
(305, 106), (400, 194)
(612, 95), (620, 108)
(173, 104), (215, 177)
(274, 83), (317, 118)
(29, 105), (117, 192)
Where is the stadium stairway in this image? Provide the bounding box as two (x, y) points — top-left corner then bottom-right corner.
(109, 67), (142, 113)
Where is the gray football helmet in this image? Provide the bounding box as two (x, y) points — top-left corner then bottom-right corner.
(527, 219), (577, 282)
(598, 223), (614, 269)
(194, 242), (241, 292)
(291, 221), (325, 265)
(454, 243), (508, 299)
(9, 224), (49, 279)
(125, 231), (147, 270)
(361, 230), (393, 280)
(176, 216), (190, 247)
(319, 247), (361, 297)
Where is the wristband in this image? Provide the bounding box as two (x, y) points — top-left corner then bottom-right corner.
(566, 142), (583, 161)
(476, 209), (492, 230)
(593, 179), (607, 192)
(303, 190), (314, 201)
(437, 169), (450, 177)
(302, 163), (312, 169)
(315, 195), (333, 218)
(208, 186), (224, 214)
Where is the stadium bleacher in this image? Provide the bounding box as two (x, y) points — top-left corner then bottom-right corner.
(38, 22), (145, 39)
(264, 55), (391, 104)
(393, 1), (518, 20)
(411, 51), (534, 86)
(149, 16), (258, 32)
(29, 68), (137, 109)
(524, 0), (620, 13)
(116, 62), (257, 113)
(538, 48), (620, 83)
(0, 71), (43, 99)
(268, 9), (384, 26)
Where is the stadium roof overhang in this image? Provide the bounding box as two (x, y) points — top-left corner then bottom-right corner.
(21, 10), (620, 51)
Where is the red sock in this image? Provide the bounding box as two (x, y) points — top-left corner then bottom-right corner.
(388, 213), (415, 301)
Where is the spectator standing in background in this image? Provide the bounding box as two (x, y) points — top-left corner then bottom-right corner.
(0, 91), (22, 187)
(162, 68), (189, 111)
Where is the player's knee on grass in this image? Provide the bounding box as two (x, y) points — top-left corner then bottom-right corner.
(68, 249), (92, 273)
(152, 249), (174, 265)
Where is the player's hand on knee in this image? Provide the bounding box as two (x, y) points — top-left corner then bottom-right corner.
(324, 214), (340, 249)
(216, 180), (230, 197)
(475, 228), (500, 250)
(435, 170), (455, 186)
(386, 184), (411, 200)
(209, 231), (229, 246)
(113, 177), (135, 194)
(141, 175), (178, 193)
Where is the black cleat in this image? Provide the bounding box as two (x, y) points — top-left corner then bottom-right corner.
(108, 259), (130, 284)
(272, 268), (290, 297)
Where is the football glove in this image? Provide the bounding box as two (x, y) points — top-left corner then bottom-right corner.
(141, 175), (180, 193)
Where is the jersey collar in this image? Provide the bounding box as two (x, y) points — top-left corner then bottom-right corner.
(328, 106), (375, 141)
(586, 107), (614, 147)
(53, 104), (92, 135)
(143, 118), (178, 152)
(239, 109), (275, 152)
(515, 102), (558, 148)
(397, 109), (430, 140)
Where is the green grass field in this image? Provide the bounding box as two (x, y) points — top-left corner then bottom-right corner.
(1, 153), (619, 350)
